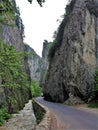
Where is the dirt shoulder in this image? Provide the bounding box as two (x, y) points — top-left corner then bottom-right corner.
(72, 104), (98, 114)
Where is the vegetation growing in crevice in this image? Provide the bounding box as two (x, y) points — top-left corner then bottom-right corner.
(0, 0), (18, 24)
(0, 0), (25, 39)
(0, 39), (30, 113)
(0, 107), (11, 126)
(48, 0), (76, 61)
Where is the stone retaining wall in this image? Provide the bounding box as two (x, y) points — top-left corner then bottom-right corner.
(34, 99), (57, 130)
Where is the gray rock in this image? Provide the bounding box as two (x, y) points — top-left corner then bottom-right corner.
(24, 44), (43, 83)
(40, 40), (51, 86)
(0, 0), (31, 110)
(44, 0), (98, 103)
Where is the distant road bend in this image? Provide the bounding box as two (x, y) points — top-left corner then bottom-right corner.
(36, 97), (98, 130)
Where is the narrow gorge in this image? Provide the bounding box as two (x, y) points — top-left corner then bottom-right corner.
(0, 0), (98, 129)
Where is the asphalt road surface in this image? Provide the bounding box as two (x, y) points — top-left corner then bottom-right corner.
(36, 97), (98, 130)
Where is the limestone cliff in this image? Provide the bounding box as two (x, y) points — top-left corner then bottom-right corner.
(24, 41), (51, 85)
(40, 40), (51, 86)
(0, 0), (31, 112)
(24, 44), (43, 83)
(44, 0), (98, 103)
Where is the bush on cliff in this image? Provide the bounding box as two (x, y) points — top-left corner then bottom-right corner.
(0, 40), (30, 113)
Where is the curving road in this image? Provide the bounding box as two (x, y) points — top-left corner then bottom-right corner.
(36, 97), (98, 130)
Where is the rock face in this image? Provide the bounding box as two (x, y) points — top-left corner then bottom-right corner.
(0, 22), (23, 51)
(0, 0), (31, 111)
(24, 40), (51, 86)
(40, 40), (51, 86)
(24, 44), (43, 83)
(44, 0), (98, 103)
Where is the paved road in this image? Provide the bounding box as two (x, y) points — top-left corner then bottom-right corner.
(36, 97), (98, 130)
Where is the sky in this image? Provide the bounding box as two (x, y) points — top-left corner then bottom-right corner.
(15, 0), (68, 56)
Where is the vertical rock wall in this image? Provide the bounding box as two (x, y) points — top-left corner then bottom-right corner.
(40, 40), (51, 86)
(0, 23), (23, 51)
(44, 0), (98, 103)
(0, 0), (31, 111)
(24, 44), (43, 83)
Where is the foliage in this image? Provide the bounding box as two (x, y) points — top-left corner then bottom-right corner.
(28, 0), (45, 7)
(0, 0), (17, 15)
(91, 69), (98, 101)
(48, 0), (76, 61)
(0, 39), (30, 113)
(0, 0), (18, 24)
(0, 107), (11, 126)
(0, 0), (24, 37)
(88, 103), (98, 108)
(32, 99), (45, 124)
(31, 81), (42, 97)
(0, 40), (24, 88)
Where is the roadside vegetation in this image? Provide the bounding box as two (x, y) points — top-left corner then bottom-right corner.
(31, 81), (45, 124)
(30, 81), (42, 97)
(0, 107), (11, 126)
(0, 40), (30, 125)
(88, 68), (98, 108)
(92, 69), (98, 101)
(88, 103), (98, 108)
(0, 40), (30, 113)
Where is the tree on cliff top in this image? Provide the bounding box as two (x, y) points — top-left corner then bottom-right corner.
(28, 0), (45, 6)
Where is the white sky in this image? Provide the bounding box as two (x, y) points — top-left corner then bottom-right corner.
(15, 0), (68, 56)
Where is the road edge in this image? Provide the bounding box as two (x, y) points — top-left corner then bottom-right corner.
(34, 98), (53, 130)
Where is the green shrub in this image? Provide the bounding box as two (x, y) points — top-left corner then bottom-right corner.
(31, 81), (42, 97)
(91, 69), (98, 101)
(0, 0), (19, 25)
(0, 39), (30, 113)
(0, 107), (11, 126)
(88, 103), (98, 108)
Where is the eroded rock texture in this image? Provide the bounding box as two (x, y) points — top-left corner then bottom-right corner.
(0, 0), (31, 112)
(40, 40), (51, 87)
(24, 44), (43, 83)
(44, 0), (98, 103)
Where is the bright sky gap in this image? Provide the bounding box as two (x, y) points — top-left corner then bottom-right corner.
(16, 0), (68, 56)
